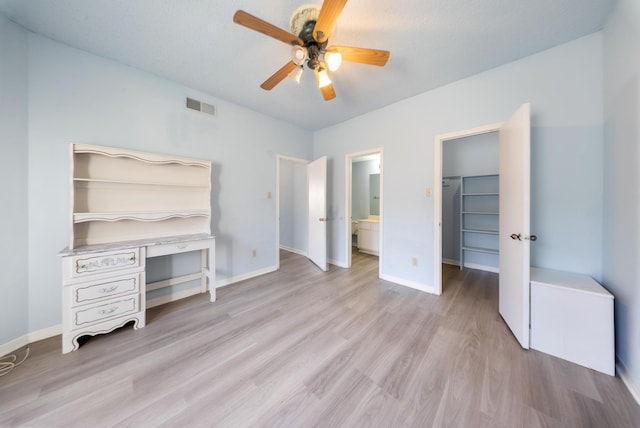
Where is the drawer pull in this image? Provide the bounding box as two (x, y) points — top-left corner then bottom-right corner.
(99, 286), (118, 294)
(99, 306), (118, 316)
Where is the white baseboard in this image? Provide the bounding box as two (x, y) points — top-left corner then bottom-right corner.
(380, 274), (437, 295)
(215, 265), (278, 288)
(329, 258), (348, 268)
(442, 258), (460, 266)
(279, 246), (307, 257)
(0, 324), (62, 357)
(616, 355), (640, 405)
(463, 262), (499, 273)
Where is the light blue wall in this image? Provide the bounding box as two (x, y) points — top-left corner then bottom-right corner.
(26, 35), (313, 333)
(314, 33), (603, 290)
(442, 132), (498, 177)
(0, 16), (29, 345)
(279, 158), (308, 254)
(603, 0), (640, 395)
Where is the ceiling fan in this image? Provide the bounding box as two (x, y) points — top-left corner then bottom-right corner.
(233, 0), (390, 101)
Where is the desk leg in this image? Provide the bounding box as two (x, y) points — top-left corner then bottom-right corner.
(209, 239), (216, 302)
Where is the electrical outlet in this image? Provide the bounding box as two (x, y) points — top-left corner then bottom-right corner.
(412, 257), (418, 266)
(252, 249), (257, 258)
(267, 192), (272, 199)
(426, 188), (432, 197)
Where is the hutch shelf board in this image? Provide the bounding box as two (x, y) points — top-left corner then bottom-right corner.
(59, 144), (215, 353)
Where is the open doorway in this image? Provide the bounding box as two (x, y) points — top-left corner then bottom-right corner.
(276, 155), (328, 271)
(442, 132), (500, 275)
(276, 155), (308, 269)
(345, 149), (383, 276)
(434, 122), (502, 294)
(434, 104), (532, 348)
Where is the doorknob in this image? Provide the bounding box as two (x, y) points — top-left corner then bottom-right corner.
(526, 234), (537, 241)
(510, 233), (522, 241)
(319, 217), (327, 222)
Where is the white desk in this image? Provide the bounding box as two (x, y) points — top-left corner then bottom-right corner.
(59, 234), (215, 353)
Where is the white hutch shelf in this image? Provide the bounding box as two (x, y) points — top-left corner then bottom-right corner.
(59, 144), (215, 353)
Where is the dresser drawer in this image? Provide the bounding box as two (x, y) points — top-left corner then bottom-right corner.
(67, 248), (142, 279)
(146, 238), (212, 258)
(71, 272), (141, 307)
(72, 295), (140, 328)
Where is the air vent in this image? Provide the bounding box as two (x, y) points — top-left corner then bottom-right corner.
(186, 97), (216, 117)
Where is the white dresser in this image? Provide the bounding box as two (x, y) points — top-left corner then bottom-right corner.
(59, 144), (215, 353)
(530, 268), (614, 375)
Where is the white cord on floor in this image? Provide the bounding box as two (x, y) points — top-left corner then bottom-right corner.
(0, 347), (30, 377)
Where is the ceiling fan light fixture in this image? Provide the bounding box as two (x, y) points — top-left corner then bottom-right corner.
(291, 46), (308, 66)
(324, 50), (342, 72)
(317, 67), (332, 88)
(289, 65), (304, 84)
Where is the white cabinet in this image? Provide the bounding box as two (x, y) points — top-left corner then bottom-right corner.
(357, 219), (380, 255)
(60, 144), (215, 353)
(460, 174), (499, 272)
(530, 268), (614, 375)
(61, 247), (146, 353)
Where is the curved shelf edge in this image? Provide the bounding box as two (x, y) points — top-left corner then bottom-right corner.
(74, 145), (209, 168)
(74, 211), (211, 223)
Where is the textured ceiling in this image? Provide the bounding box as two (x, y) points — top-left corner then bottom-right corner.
(0, 0), (615, 130)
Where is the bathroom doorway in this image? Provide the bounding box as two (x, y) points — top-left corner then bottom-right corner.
(345, 148), (383, 275)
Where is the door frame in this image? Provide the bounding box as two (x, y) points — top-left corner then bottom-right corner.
(345, 148), (383, 277)
(276, 154), (310, 270)
(433, 122), (503, 295)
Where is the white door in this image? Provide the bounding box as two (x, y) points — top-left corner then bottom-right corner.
(499, 103), (531, 348)
(308, 156), (328, 271)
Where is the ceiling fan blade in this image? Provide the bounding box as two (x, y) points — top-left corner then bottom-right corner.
(260, 61), (298, 90)
(331, 46), (390, 66)
(234, 10), (303, 46)
(313, 0), (348, 43)
(314, 63), (337, 101)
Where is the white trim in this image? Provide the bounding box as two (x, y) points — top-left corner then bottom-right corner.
(381, 274), (436, 295)
(279, 245), (307, 257)
(0, 324), (62, 357)
(345, 148), (384, 278)
(29, 324), (62, 342)
(442, 259), (460, 266)
(434, 122), (503, 295)
(215, 265), (278, 288)
(462, 262), (499, 273)
(617, 355), (640, 405)
(329, 258), (348, 268)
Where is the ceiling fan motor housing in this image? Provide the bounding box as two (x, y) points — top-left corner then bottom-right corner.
(298, 20), (328, 70)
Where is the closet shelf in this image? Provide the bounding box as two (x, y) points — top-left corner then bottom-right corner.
(462, 228), (499, 235)
(74, 210), (210, 223)
(462, 246), (499, 255)
(460, 174), (499, 271)
(462, 211), (499, 215)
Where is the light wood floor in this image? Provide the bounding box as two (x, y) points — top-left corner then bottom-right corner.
(1, 251), (638, 427)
